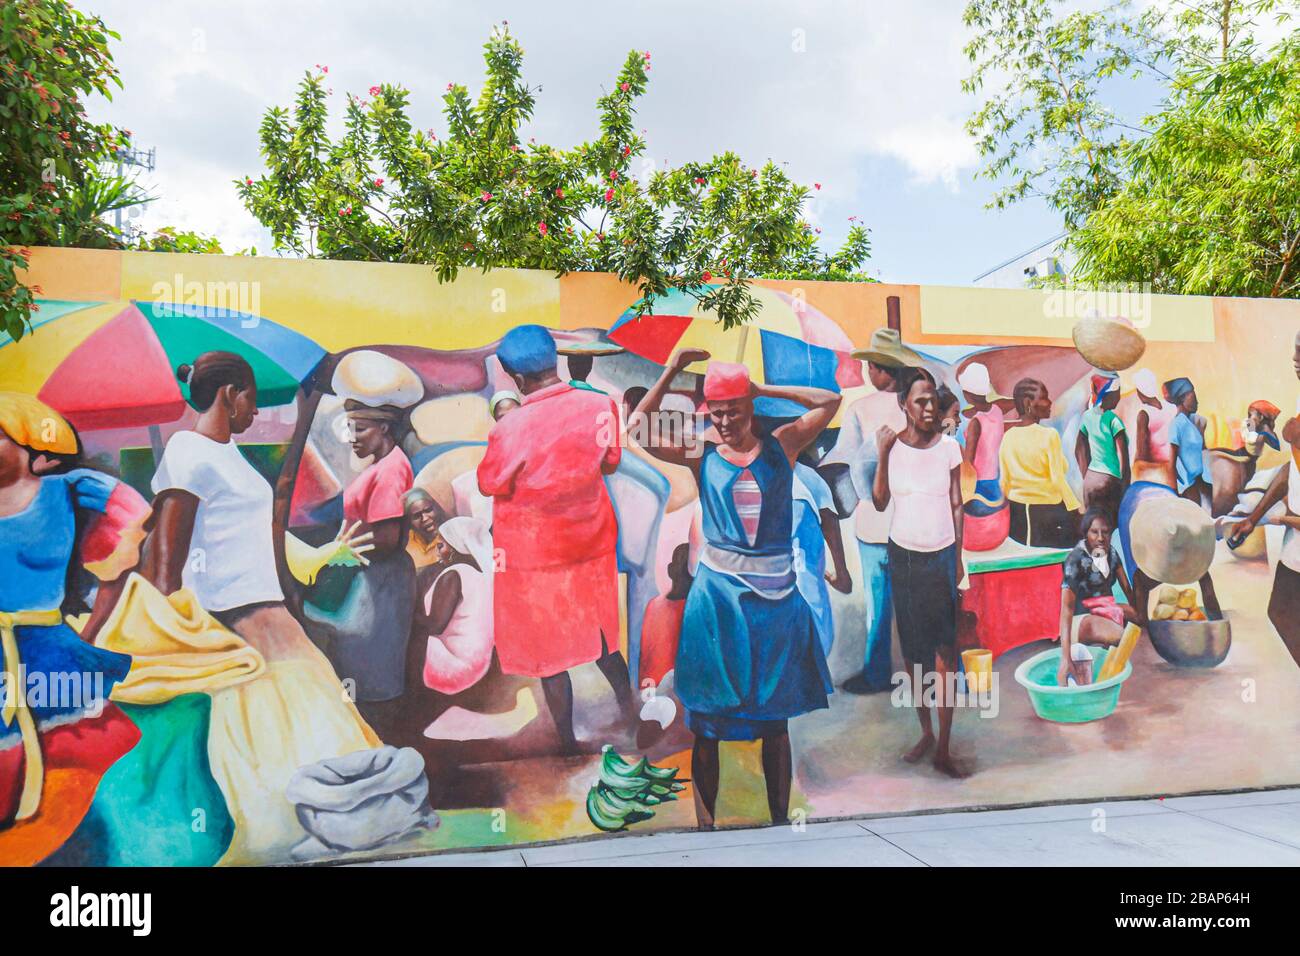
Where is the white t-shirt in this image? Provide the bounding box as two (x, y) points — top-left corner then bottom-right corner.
(152, 430), (284, 612)
(887, 434), (962, 552)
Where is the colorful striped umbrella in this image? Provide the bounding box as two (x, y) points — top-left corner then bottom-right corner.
(608, 285), (863, 417)
(0, 300), (327, 431)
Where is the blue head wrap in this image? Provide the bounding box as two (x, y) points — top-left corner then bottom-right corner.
(497, 325), (557, 377)
(1164, 377), (1194, 404)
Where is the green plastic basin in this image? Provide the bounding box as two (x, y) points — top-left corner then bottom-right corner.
(1014, 645), (1132, 723)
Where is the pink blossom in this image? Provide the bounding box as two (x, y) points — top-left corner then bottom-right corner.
(620, 82), (630, 92)
(604, 188), (614, 202)
(608, 170), (618, 182)
(369, 86), (381, 96)
(555, 187), (564, 198)
(245, 177), (253, 185)
(538, 221), (548, 236)
(701, 271), (712, 282)
(374, 178), (384, 187)
(814, 183), (821, 190)
(480, 191), (492, 202)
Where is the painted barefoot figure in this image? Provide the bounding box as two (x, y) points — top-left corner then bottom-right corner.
(634, 348), (839, 828)
(873, 367), (970, 778)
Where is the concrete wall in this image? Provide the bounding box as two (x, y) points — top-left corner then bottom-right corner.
(1, 248), (1297, 866)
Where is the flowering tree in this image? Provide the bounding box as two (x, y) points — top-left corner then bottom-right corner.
(1, 0), (137, 339)
(239, 24), (872, 330)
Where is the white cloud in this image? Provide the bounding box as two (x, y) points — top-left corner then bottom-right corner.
(77, 0), (987, 253)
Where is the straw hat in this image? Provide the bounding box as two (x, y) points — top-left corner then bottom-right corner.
(556, 341), (625, 356)
(1071, 315), (1146, 372)
(851, 328), (923, 367)
(1130, 495), (1216, 584)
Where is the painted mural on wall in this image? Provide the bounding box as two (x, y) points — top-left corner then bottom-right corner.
(2, 248), (1299, 866)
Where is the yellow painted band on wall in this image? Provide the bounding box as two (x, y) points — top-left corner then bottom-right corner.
(918, 285), (1216, 344)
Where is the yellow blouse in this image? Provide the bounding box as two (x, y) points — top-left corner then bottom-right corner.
(999, 423), (1081, 510)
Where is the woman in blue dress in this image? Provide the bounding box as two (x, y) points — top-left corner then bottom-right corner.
(0, 393), (146, 835)
(633, 349), (840, 828)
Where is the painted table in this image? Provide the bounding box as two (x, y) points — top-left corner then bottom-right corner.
(958, 539), (1069, 660)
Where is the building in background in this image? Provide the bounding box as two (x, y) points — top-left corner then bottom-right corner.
(973, 232), (1074, 288)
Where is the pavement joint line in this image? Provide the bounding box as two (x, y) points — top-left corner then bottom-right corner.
(852, 826), (932, 867)
(848, 799), (1177, 837)
(338, 787), (1300, 866)
(1160, 802), (1300, 853)
(523, 828), (892, 866)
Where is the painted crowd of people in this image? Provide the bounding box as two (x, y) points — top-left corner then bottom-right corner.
(3, 318), (1299, 856)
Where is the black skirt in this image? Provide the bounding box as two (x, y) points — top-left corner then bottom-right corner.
(887, 541), (958, 665)
(1269, 561), (1300, 668)
(1008, 500), (1077, 549)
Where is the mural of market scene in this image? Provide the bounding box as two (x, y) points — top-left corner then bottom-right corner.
(2, 248), (1299, 866)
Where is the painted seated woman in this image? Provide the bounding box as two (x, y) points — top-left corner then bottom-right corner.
(1056, 509), (1140, 686)
(0, 392), (145, 843)
(141, 352), (381, 865)
(633, 349), (840, 829)
(415, 516), (494, 696)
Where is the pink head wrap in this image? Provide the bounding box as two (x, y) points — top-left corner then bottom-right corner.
(702, 362), (751, 402)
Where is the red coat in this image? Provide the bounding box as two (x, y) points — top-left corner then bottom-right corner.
(477, 382), (622, 677)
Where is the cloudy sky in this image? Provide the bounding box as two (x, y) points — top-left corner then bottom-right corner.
(77, 0), (1134, 284)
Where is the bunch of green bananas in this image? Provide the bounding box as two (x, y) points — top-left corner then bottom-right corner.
(585, 744), (688, 833)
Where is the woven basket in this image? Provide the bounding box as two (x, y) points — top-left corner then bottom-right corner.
(1071, 316), (1146, 372)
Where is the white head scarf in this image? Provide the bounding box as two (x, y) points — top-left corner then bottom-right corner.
(1133, 368), (1160, 399)
(438, 516), (494, 575)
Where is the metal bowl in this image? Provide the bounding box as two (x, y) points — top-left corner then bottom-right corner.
(1146, 618), (1232, 668)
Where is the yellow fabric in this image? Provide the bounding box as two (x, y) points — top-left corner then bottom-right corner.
(195, 602), (380, 866)
(87, 573), (266, 704)
(284, 533), (330, 586)
(209, 658), (381, 866)
(1098, 623), (1142, 682)
(999, 424), (1081, 510)
(406, 533), (440, 570)
(0, 392), (78, 455)
(0, 608), (63, 820)
(83, 514), (148, 584)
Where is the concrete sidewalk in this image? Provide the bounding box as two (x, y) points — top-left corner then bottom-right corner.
(354, 786), (1300, 867)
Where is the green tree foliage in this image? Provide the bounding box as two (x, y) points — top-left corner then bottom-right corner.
(0, 0), (140, 339)
(964, 0), (1300, 297)
(1070, 19), (1300, 296)
(238, 25), (872, 330)
(962, 0), (1136, 229)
